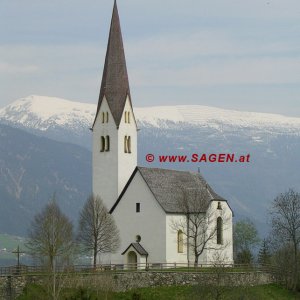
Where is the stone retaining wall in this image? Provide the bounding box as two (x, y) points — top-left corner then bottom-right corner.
(0, 271), (276, 299)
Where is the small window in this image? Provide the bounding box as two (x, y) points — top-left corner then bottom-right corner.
(136, 203), (140, 213)
(106, 112), (109, 123)
(217, 217), (223, 245)
(128, 112), (131, 123)
(124, 136), (131, 154)
(125, 111), (127, 123)
(217, 202), (222, 210)
(127, 136), (131, 153)
(136, 235), (141, 243)
(105, 136), (110, 151)
(100, 136), (105, 152)
(177, 230), (184, 253)
(124, 136), (128, 153)
(102, 112), (105, 123)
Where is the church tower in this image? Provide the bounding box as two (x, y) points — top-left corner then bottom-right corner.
(92, 1), (137, 211)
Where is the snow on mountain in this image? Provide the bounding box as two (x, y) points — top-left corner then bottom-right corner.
(0, 95), (95, 131)
(135, 105), (300, 134)
(1, 95), (300, 135)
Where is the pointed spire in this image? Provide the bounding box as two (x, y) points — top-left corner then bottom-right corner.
(93, 0), (132, 128)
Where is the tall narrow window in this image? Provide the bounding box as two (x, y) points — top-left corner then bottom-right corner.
(100, 136), (105, 152)
(217, 217), (223, 245)
(127, 136), (131, 153)
(128, 112), (131, 123)
(136, 203), (140, 213)
(124, 136), (128, 153)
(106, 112), (109, 123)
(177, 230), (184, 253)
(102, 112), (105, 123)
(125, 111), (128, 123)
(105, 136), (110, 151)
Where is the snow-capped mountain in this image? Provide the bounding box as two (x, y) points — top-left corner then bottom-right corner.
(1, 95), (300, 143)
(1, 95), (300, 235)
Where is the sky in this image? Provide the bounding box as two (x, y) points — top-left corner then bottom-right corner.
(1, 0), (300, 116)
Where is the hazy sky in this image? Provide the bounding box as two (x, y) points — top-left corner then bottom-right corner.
(1, 0), (300, 116)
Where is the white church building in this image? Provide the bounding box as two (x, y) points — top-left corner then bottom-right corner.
(92, 1), (233, 267)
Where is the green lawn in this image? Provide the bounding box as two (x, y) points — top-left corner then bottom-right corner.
(16, 284), (300, 300)
(114, 284), (300, 300)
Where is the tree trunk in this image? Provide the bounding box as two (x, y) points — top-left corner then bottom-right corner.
(194, 253), (199, 267)
(293, 240), (298, 291)
(93, 249), (97, 270)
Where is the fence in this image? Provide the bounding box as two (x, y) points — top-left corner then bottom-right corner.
(0, 262), (276, 277)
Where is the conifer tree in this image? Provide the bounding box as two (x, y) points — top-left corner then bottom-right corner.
(258, 239), (271, 266)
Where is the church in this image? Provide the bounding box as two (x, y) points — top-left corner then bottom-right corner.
(91, 1), (233, 267)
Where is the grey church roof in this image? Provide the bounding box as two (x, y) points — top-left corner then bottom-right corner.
(110, 167), (228, 214)
(138, 167), (226, 213)
(93, 0), (132, 129)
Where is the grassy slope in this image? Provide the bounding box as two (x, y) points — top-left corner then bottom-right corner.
(115, 284), (300, 300)
(16, 284), (300, 300)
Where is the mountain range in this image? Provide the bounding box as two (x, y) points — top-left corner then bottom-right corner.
(0, 122), (91, 235)
(1, 95), (300, 236)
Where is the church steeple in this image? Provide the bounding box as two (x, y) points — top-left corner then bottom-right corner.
(92, 1), (137, 211)
(93, 0), (131, 129)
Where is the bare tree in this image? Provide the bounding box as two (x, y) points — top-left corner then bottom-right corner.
(193, 252), (236, 300)
(26, 196), (75, 300)
(171, 188), (229, 266)
(270, 189), (300, 290)
(26, 197), (74, 270)
(77, 194), (120, 268)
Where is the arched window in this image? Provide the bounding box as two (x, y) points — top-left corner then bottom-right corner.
(105, 136), (110, 151)
(127, 136), (131, 153)
(124, 136), (128, 153)
(106, 112), (109, 123)
(102, 112), (105, 123)
(217, 217), (223, 245)
(100, 136), (105, 152)
(177, 230), (184, 253)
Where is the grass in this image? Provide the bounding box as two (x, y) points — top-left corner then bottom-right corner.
(16, 284), (300, 300)
(114, 284), (300, 300)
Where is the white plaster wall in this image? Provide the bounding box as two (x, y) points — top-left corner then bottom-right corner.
(93, 98), (118, 210)
(111, 171), (166, 264)
(205, 201), (234, 264)
(166, 214), (189, 264)
(93, 96), (137, 211)
(117, 97), (137, 195)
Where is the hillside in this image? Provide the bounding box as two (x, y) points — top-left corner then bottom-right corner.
(0, 123), (91, 235)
